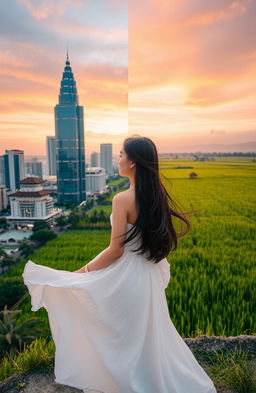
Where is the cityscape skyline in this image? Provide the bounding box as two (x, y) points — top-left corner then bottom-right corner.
(0, 1), (256, 155)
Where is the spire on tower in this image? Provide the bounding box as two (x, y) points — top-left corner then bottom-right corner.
(58, 48), (78, 105)
(66, 41), (70, 65)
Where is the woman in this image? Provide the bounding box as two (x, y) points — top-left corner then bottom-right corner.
(22, 135), (217, 393)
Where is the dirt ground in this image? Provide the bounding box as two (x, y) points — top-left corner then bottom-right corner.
(0, 370), (83, 393)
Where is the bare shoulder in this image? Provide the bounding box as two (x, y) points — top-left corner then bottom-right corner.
(112, 189), (134, 204)
(112, 190), (136, 222)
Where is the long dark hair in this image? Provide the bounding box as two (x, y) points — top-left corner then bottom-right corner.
(118, 135), (197, 264)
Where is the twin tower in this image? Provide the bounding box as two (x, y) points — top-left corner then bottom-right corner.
(54, 54), (86, 204)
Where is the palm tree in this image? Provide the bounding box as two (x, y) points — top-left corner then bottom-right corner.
(0, 217), (8, 230)
(0, 246), (8, 275)
(0, 305), (47, 360)
(0, 245), (7, 259)
(18, 241), (35, 258)
(0, 255), (16, 274)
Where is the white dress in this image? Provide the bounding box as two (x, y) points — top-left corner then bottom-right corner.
(22, 213), (217, 393)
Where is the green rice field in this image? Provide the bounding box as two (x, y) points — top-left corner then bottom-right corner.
(2, 157), (256, 338)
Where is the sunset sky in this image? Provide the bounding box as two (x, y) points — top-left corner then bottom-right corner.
(0, 0), (255, 158)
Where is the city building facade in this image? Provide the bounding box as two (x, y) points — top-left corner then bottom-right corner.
(54, 54), (86, 204)
(86, 167), (106, 193)
(8, 177), (60, 229)
(100, 143), (113, 177)
(2, 150), (25, 192)
(47, 136), (57, 176)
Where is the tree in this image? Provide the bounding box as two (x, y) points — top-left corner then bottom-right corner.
(55, 215), (67, 227)
(189, 172), (198, 179)
(67, 212), (80, 225)
(0, 305), (47, 360)
(0, 279), (27, 309)
(0, 217), (8, 230)
(89, 210), (98, 223)
(18, 241), (35, 258)
(0, 255), (16, 273)
(96, 192), (111, 205)
(32, 221), (51, 233)
(0, 245), (7, 259)
(30, 230), (57, 243)
(80, 199), (93, 211)
(98, 209), (108, 223)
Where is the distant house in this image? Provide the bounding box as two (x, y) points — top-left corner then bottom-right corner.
(189, 172), (198, 179)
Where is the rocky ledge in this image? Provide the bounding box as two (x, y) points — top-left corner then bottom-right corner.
(184, 334), (256, 354)
(0, 335), (255, 393)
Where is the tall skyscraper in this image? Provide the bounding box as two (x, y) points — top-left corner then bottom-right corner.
(100, 143), (113, 177)
(54, 53), (86, 204)
(46, 136), (56, 176)
(2, 149), (25, 192)
(25, 160), (43, 179)
(91, 151), (100, 167)
(0, 156), (5, 185)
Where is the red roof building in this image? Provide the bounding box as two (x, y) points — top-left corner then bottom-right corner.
(7, 177), (61, 229)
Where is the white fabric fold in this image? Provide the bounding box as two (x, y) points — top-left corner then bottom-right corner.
(22, 213), (217, 393)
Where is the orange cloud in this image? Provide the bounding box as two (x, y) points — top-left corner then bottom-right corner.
(186, 0), (252, 27)
(128, 0), (256, 147)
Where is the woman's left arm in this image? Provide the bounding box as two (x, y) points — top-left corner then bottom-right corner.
(73, 247), (123, 273)
(73, 193), (128, 273)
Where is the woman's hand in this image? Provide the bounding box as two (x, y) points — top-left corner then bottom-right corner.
(73, 264), (91, 273)
(73, 266), (86, 273)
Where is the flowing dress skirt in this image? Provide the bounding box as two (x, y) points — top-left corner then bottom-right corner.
(22, 222), (217, 393)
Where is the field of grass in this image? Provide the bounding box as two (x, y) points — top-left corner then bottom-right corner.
(2, 157), (255, 338)
(160, 158), (255, 337)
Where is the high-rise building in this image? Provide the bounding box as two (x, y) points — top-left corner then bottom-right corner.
(25, 160), (43, 179)
(47, 136), (56, 176)
(91, 151), (100, 167)
(54, 53), (86, 204)
(100, 143), (113, 177)
(2, 149), (25, 192)
(0, 156), (5, 185)
(0, 185), (8, 212)
(86, 167), (106, 193)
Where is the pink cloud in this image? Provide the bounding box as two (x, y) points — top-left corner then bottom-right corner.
(17, 0), (85, 20)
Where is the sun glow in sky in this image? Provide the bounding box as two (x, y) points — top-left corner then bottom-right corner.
(0, 0), (255, 158)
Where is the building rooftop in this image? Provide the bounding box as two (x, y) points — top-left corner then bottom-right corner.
(18, 177), (46, 184)
(9, 190), (56, 197)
